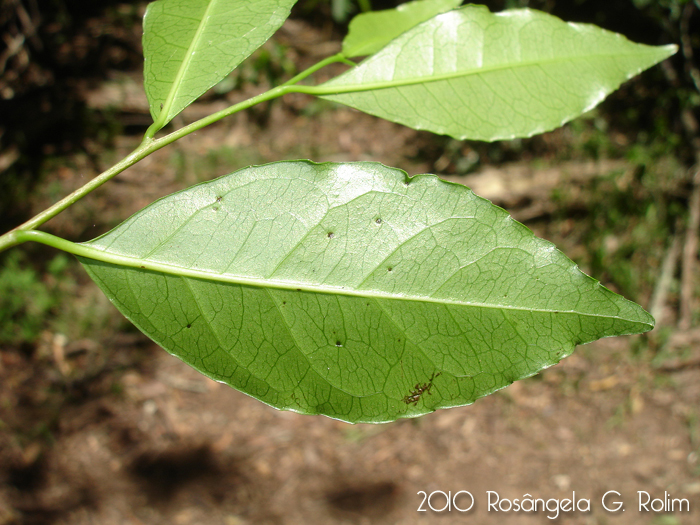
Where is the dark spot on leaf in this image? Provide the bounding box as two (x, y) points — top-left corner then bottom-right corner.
(335, 341), (342, 347)
(387, 267), (393, 272)
(375, 217), (382, 224)
(282, 301), (286, 305)
(327, 232), (334, 239)
(159, 103), (164, 110)
(186, 324), (191, 329)
(215, 196), (222, 202)
(213, 207), (218, 211)
(140, 266), (145, 269)
(296, 288), (301, 292)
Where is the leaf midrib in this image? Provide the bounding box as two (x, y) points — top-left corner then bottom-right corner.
(314, 48), (673, 96)
(69, 241), (646, 323)
(154, 0), (219, 127)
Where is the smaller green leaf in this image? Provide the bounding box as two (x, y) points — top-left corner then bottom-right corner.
(342, 0), (463, 58)
(322, 5), (677, 141)
(143, 0), (297, 133)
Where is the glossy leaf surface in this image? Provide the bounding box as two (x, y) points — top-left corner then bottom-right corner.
(342, 0), (463, 58)
(143, 0), (296, 130)
(79, 162), (653, 423)
(322, 5), (676, 141)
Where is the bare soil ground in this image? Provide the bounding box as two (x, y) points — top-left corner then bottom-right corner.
(2, 324), (699, 525)
(1, 15), (699, 525)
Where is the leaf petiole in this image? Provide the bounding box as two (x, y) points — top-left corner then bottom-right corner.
(281, 52), (355, 87)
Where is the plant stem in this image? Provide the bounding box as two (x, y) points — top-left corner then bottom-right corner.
(4, 230), (79, 255)
(0, 89), (274, 253)
(1, 57), (412, 254)
(0, 54), (360, 255)
(8, 142), (152, 234)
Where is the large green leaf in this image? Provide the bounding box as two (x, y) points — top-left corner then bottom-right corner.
(342, 0), (463, 58)
(78, 162), (653, 423)
(320, 5), (677, 141)
(143, 0), (296, 131)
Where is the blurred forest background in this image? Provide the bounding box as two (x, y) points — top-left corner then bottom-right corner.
(0, 1), (699, 524)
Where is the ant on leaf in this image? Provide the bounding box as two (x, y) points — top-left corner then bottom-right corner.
(402, 372), (441, 406)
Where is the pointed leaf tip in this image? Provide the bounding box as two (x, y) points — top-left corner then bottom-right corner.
(323, 5), (678, 141)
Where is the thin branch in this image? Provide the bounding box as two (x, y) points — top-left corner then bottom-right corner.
(0, 52), (351, 252)
(0, 33), (25, 74)
(675, 3), (700, 331)
(650, 233), (681, 325)
(0, 85), (286, 243)
(679, 168), (700, 330)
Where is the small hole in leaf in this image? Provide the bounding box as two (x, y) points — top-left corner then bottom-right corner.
(327, 232), (335, 239)
(375, 218), (382, 224)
